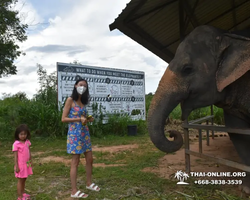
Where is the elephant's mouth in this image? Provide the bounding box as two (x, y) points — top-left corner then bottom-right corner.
(180, 101), (193, 120)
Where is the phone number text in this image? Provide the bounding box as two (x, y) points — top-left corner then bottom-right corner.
(194, 180), (242, 185)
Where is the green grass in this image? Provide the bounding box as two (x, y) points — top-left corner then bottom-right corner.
(0, 135), (248, 200)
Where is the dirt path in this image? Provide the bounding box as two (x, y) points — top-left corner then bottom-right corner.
(37, 133), (241, 177)
(38, 144), (139, 167)
(142, 133), (241, 179)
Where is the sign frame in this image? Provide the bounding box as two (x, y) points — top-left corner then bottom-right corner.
(57, 62), (146, 120)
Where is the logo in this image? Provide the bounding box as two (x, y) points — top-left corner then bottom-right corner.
(63, 66), (74, 72)
(174, 170), (189, 184)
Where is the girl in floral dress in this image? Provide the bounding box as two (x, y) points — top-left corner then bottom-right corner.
(62, 78), (100, 199)
(12, 124), (33, 200)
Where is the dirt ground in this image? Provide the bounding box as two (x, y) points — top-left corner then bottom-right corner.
(38, 121), (242, 179)
(142, 133), (241, 179)
(36, 120), (247, 198)
(38, 144), (139, 167)
(147, 119), (242, 177)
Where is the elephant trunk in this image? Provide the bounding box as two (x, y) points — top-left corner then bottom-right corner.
(147, 69), (187, 153)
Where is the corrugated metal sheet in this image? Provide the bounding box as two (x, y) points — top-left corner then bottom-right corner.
(109, 0), (250, 63)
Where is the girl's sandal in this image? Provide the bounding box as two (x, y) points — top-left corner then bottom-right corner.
(71, 190), (88, 198)
(23, 193), (30, 199)
(17, 197), (27, 200)
(86, 183), (100, 192)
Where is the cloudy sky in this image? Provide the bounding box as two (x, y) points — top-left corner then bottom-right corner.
(0, 0), (168, 99)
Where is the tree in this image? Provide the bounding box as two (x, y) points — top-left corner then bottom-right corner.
(34, 64), (57, 105)
(0, 0), (28, 77)
(70, 60), (82, 65)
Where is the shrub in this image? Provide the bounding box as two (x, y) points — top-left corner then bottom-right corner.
(88, 103), (147, 137)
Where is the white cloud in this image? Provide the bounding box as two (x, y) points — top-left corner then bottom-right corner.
(0, 0), (167, 99)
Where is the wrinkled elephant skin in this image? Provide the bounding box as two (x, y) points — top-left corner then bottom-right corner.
(147, 25), (250, 194)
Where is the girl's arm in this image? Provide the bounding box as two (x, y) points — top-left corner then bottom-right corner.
(29, 145), (32, 167)
(14, 151), (19, 173)
(61, 97), (83, 123)
(29, 146), (32, 161)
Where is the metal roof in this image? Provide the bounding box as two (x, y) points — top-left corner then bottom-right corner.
(109, 0), (250, 63)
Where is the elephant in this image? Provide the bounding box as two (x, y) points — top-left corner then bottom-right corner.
(147, 25), (250, 194)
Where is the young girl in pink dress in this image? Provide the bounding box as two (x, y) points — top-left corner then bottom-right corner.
(12, 124), (33, 200)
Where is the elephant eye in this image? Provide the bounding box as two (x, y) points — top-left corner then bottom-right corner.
(182, 65), (193, 75)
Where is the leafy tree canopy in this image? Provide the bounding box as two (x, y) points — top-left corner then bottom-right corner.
(0, 0), (28, 77)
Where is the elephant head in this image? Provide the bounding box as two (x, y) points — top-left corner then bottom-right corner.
(148, 25), (250, 153)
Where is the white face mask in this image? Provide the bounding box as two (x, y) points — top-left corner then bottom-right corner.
(76, 86), (87, 95)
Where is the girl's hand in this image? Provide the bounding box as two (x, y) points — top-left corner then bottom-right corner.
(80, 116), (87, 124)
(15, 166), (20, 173)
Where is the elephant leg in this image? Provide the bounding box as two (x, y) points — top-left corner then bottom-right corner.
(224, 111), (250, 194)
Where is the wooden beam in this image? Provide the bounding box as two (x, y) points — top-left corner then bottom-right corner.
(182, 0), (200, 28)
(205, 0), (248, 25)
(130, 23), (175, 59)
(179, 0), (185, 41)
(126, 0), (178, 23)
(109, 0), (148, 31)
(231, 0), (237, 31)
(124, 0), (148, 23)
(112, 22), (174, 63)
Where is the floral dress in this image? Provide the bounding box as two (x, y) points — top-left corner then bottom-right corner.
(67, 101), (92, 154)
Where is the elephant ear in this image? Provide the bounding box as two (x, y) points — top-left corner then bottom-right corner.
(216, 33), (250, 92)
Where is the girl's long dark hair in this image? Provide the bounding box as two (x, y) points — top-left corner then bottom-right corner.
(71, 79), (90, 105)
(14, 124), (31, 140)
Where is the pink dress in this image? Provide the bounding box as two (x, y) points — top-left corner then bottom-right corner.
(12, 140), (33, 178)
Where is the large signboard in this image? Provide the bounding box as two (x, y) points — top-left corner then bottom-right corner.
(57, 62), (146, 120)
